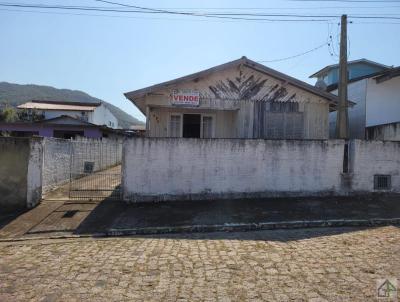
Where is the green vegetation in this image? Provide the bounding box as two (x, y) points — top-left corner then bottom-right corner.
(0, 104), (17, 122)
(0, 82), (144, 128)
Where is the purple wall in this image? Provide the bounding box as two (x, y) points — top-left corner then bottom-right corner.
(0, 124), (102, 138)
(84, 128), (102, 138)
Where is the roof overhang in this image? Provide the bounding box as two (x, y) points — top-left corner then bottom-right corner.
(309, 59), (391, 79)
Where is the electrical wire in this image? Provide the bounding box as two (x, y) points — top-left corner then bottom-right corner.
(2, 2), (400, 21)
(257, 42), (328, 63)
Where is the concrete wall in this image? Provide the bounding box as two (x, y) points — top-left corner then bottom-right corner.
(366, 122), (400, 141)
(0, 137), (43, 210)
(123, 138), (400, 202)
(350, 140), (400, 193)
(123, 138), (345, 202)
(42, 138), (72, 193)
(42, 137), (122, 192)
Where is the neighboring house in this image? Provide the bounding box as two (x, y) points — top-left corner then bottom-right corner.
(309, 58), (390, 88)
(0, 115), (123, 139)
(312, 63), (400, 140)
(124, 57), (343, 140)
(17, 100), (119, 129)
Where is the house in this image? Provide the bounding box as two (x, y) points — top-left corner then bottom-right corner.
(0, 115), (123, 139)
(124, 57), (343, 140)
(309, 58), (390, 88)
(17, 100), (119, 129)
(311, 62), (400, 140)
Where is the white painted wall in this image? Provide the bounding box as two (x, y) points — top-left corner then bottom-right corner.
(41, 104), (119, 129)
(350, 140), (400, 192)
(91, 104), (119, 129)
(123, 138), (345, 202)
(366, 77), (400, 127)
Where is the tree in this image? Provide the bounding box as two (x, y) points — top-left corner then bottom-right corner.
(0, 105), (17, 122)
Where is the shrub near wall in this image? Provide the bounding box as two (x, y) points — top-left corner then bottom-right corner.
(123, 138), (346, 202)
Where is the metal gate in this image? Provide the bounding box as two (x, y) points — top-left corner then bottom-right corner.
(68, 140), (123, 200)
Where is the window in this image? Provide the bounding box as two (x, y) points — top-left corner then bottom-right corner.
(374, 175), (391, 190)
(269, 101), (299, 113)
(264, 102), (303, 139)
(169, 114), (182, 137)
(265, 112), (303, 139)
(202, 116), (214, 138)
(169, 113), (215, 138)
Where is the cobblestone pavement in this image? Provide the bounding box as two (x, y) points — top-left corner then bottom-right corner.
(0, 226), (399, 302)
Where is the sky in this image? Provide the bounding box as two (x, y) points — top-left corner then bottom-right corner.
(1, 0), (400, 122)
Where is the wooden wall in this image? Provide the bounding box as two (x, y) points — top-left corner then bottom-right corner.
(144, 64), (330, 139)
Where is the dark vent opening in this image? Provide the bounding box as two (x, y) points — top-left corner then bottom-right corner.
(62, 210), (79, 218)
(84, 161), (95, 173)
(374, 175), (391, 190)
(343, 143), (349, 173)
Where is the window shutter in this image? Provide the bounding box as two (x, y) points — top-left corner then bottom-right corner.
(169, 115), (181, 137)
(202, 116), (213, 138)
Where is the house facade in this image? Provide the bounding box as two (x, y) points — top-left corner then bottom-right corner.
(325, 66), (400, 140)
(17, 100), (119, 129)
(125, 57), (341, 140)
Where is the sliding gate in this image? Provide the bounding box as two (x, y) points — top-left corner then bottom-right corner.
(69, 140), (123, 200)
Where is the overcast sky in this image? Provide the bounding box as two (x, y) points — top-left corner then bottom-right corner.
(1, 0), (399, 122)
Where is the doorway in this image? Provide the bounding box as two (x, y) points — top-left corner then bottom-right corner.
(183, 114), (201, 138)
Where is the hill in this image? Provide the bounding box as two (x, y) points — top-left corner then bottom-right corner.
(0, 82), (143, 128)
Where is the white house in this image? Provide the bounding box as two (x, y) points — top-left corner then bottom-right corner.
(326, 67), (400, 140)
(18, 100), (119, 129)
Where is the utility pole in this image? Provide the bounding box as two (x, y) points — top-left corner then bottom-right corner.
(335, 14), (349, 139)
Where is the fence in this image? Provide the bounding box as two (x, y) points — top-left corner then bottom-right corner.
(42, 137), (122, 193)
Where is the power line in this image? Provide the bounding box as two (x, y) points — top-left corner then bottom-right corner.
(257, 42), (328, 63)
(94, 0), (400, 19)
(0, 2), (334, 22)
(289, 0), (400, 2)
(2, 2), (400, 22)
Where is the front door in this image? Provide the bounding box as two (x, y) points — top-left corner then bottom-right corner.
(183, 114), (201, 138)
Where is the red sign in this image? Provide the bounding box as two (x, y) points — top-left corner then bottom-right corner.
(171, 90), (200, 106)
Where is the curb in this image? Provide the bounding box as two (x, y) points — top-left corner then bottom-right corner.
(0, 233), (106, 243)
(107, 218), (400, 236)
(1, 218), (399, 242)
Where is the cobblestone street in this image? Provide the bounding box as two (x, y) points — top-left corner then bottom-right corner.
(0, 226), (399, 301)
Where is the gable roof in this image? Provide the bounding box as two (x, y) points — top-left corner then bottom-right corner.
(309, 59), (391, 79)
(124, 56), (345, 113)
(18, 100), (100, 111)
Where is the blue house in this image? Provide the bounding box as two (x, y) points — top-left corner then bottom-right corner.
(309, 59), (390, 88)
